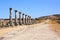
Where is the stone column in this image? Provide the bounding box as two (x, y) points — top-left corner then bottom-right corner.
(27, 16), (30, 25)
(19, 12), (22, 25)
(25, 15), (27, 25)
(22, 13), (25, 24)
(9, 8), (13, 26)
(29, 16), (31, 24)
(1, 19), (4, 27)
(15, 10), (18, 26)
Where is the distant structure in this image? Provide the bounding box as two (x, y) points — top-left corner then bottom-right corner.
(9, 8), (13, 26)
(0, 8), (33, 27)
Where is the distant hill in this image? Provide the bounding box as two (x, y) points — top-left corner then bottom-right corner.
(35, 14), (60, 23)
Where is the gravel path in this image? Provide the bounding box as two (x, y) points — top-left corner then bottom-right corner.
(0, 23), (60, 40)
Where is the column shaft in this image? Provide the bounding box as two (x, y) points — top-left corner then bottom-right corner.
(25, 15), (27, 25)
(22, 14), (25, 24)
(27, 16), (29, 25)
(15, 10), (18, 25)
(9, 8), (13, 26)
(19, 12), (22, 25)
(29, 16), (31, 24)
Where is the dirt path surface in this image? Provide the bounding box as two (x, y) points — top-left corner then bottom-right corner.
(0, 23), (60, 40)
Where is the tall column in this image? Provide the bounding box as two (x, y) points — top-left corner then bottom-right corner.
(1, 19), (4, 27)
(19, 12), (22, 25)
(25, 15), (27, 25)
(15, 10), (18, 26)
(29, 16), (31, 24)
(22, 13), (25, 24)
(27, 16), (30, 25)
(9, 8), (13, 26)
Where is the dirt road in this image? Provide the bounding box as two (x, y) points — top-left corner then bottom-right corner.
(0, 22), (60, 40)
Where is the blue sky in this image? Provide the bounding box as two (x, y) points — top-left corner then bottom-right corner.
(0, 0), (60, 18)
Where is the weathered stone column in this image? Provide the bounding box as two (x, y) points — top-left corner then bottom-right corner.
(29, 16), (31, 24)
(27, 16), (30, 25)
(25, 15), (27, 25)
(15, 10), (18, 26)
(22, 13), (25, 24)
(1, 19), (4, 27)
(9, 8), (13, 26)
(19, 12), (22, 25)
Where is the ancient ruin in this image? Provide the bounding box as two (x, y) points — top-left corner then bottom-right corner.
(0, 8), (33, 27)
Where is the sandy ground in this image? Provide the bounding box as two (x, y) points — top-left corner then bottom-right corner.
(0, 21), (60, 40)
(0, 25), (29, 36)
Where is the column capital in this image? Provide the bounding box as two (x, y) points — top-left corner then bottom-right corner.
(19, 12), (22, 14)
(28, 15), (30, 17)
(15, 10), (18, 12)
(9, 8), (12, 10)
(22, 13), (24, 15)
(25, 15), (27, 16)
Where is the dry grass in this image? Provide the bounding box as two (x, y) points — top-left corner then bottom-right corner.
(48, 20), (60, 36)
(0, 20), (60, 37)
(47, 20), (58, 24)
(0, 25), (28, 36)
(38, 19), (60, 36)
(0, 24), (36, 36)
(49, 24), (60, 32)
(38, 20), (46, 23)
